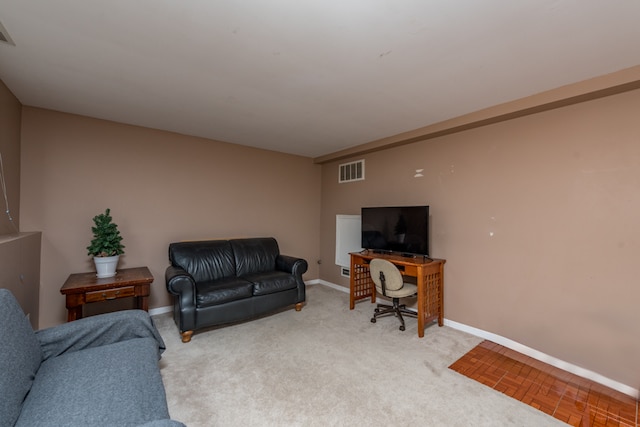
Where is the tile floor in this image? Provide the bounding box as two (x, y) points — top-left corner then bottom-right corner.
(449, 340), (638, 427)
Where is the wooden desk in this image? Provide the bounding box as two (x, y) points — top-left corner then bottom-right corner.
(60, 266), (154, 322)
(350, 251), (445, 338)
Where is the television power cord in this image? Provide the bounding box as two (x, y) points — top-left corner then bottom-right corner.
(0, 151), (19, 232)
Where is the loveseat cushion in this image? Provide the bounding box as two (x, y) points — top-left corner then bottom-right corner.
(169, 240), (236, 283)
(231, 237), (279, 276)
(196, 277), (254, 307)
(0, 289), (43, 427)
(15, 337), (170, 427)
(244, 271), (298, 296)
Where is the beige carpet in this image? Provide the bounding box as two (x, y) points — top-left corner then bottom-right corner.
(154, 285), (564, 426)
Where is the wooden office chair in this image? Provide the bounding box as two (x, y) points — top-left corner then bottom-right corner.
(369, 258), (418, 331)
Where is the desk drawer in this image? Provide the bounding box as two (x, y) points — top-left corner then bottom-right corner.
(403, 265), (418, 276)
(86, 286), (135, 303)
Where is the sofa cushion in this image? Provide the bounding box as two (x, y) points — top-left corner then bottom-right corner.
(244, 271), (298, 296)
(15, 337), (170, 427)
(169, 240), (236, 283)
(196, 277), (254, 307)
(36, 309), (166, 361)
(231, 238), (279, 276)
(0, 289), (43, 427)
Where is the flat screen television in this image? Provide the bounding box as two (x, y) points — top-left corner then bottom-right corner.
(361, 205), (429, 257)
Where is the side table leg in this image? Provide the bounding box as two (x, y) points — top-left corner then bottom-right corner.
(67, 306), (82, 322)
(137, 296), (149, 312)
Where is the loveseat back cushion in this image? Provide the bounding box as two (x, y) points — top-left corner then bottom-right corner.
(231, 237), (279, 277)
(169, 240), (236, 283)
(0, 289), (43, 427)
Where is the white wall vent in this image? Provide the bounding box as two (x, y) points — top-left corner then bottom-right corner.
(335, 214), (362, 268)
(339, 159), (364, 183)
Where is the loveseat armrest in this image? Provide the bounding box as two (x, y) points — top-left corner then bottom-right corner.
(35, 309), (166, 361)
(277, 254), (308, 277)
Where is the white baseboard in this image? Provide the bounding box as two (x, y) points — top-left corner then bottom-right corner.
(306, 278), (346, 292)
(444, 319), (638, 399)
(149, 305), (173, 316)
(314, 280), (639, 399)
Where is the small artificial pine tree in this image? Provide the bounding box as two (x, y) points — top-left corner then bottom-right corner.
(394, 215), (407, 236)
(86, 208), (125, 257)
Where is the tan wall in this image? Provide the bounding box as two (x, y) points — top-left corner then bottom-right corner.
(0, 232), (42, 328)
(20, 107), (321, 328)
(0, 80), (21, 234)
(319, 89), (640, 390)
(0, 82), (41, 328)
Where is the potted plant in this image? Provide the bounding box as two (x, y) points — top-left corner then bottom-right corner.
(394, 214), (407, 243)
(87, 208), (125, 278)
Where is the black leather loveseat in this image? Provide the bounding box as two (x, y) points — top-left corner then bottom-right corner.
(165, 237), (307, 342)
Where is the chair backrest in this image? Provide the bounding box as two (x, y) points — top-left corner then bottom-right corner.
(369, 259), (404, 295)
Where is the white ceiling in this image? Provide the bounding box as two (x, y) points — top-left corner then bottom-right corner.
(1, 1), (639, 158)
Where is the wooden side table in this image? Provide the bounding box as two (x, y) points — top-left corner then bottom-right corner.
(60, 266), (154, 322)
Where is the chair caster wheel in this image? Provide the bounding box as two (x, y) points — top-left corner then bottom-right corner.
(399, 325), (405, 331)
(374, 308), (380, 314)
(371, 318), (376, 323)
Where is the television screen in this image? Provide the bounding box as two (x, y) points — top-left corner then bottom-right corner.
(361, 206), (429, 257)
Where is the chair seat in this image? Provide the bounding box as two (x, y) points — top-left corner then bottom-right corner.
(369, 258), (418, 332)
(383, 282), (417, 298)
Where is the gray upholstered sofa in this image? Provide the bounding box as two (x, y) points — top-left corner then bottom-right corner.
(165, 237), (308, 343)
(0, 288), (184, 427)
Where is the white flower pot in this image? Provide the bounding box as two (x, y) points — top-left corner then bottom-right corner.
(94, 255), (120, 278)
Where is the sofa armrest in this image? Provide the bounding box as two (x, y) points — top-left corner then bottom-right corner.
(277, 254), (308, 277)
(165, 265), (197, 332)
(35, 309), (166, 361)
(165, 265), (196, 307)
(165, 266), (196, 296)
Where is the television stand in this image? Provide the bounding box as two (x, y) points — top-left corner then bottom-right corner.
(349, 251), (445, 338)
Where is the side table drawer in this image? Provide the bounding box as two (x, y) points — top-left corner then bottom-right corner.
(86, 286), (135, 303)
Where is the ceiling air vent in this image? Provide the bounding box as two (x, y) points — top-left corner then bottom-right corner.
(0, 20), (15, 46)
(338, 159), (365, 183)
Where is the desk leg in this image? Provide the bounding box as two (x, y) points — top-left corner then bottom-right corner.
(416, 266), (425, 338)
(349, 255), (382, 309)
(349, 256), (356, 309)
(438, 263), (444, 327)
